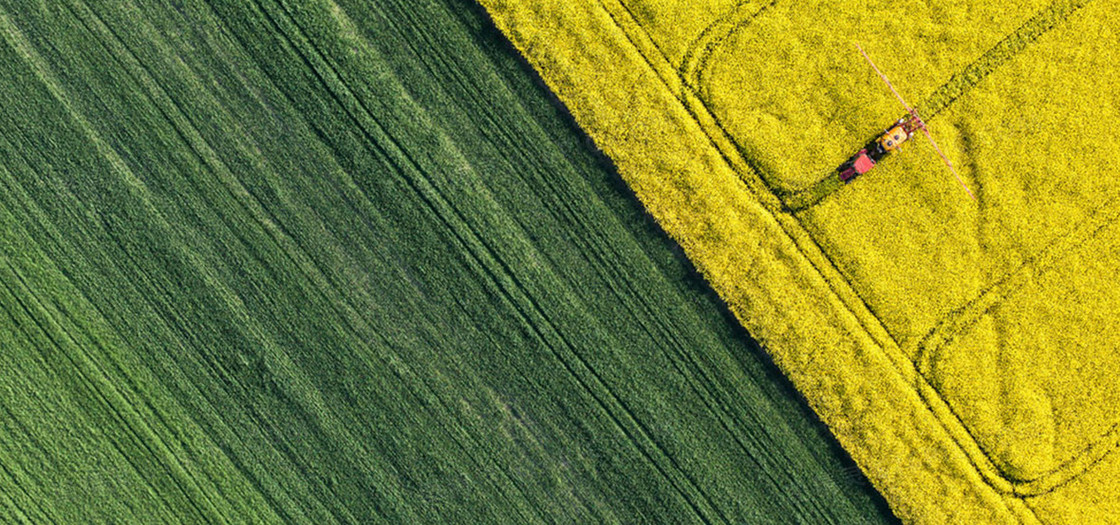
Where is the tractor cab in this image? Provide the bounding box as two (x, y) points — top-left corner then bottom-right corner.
(877, 120), (912, 152)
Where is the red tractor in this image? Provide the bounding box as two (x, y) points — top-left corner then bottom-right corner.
(837, 44), (975, 200)
(842, 115), (918, 181)
(838, 116), (919, 182)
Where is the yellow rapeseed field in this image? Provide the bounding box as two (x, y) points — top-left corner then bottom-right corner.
(480, 0), (1120, 522)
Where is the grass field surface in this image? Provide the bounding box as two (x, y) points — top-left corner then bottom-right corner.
(0, 0), (899, 522)
(478, 0), (1120, 522)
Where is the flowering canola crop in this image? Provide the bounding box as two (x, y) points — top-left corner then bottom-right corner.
(479, 0), (1120, 522)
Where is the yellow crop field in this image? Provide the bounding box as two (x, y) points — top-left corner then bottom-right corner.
(480, 0), (1120, 522)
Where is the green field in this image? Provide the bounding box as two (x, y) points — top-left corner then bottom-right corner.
(0, 0), (895, 522)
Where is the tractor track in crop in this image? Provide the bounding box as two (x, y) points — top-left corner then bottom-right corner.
(784, 0), (1091, 212)
(916, 0), (1090, 121)
(679, 0), (774, 92)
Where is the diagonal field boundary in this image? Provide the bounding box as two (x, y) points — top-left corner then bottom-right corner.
(598, 0), (1110, 504)
(538, 0), (1037, 518)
